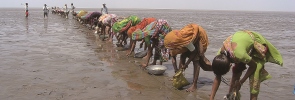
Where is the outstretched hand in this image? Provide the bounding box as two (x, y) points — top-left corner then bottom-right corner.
(126, 51), (132, 57)
(141, 63), (148, 68)
(126, 53), (131, 57)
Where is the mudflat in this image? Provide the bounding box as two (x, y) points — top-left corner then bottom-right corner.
(0, 8), (294, 100)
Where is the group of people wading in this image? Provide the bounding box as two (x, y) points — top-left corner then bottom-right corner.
(51, 3), (75, 19)
(26, 3), (284, 100)
(23, 3), (75, 19)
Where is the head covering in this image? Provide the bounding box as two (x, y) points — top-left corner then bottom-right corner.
(164, 24), (209, 56)
(127, 17), (156, 38)
(131, 19), (171, 41)
(112, 15), (141, 33)
(164, 24), (198, 49)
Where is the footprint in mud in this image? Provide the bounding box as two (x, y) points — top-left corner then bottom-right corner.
(279, 73), (293, 78)
(73, 26), (79, 29)
(126, 81), (144, 91)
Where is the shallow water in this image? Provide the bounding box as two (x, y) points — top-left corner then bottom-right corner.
(0, 8), (295, 100)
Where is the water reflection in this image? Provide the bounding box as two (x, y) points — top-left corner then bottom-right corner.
(25, 18), (29, 33)
(44, 19), (48, 33)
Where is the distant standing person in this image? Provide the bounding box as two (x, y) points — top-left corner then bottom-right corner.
(71, 3), (75, 14)
(101, 3), (108, 15)
(25, 3), (28, 17)
(64, 4), (69, 18)
(43, 4), (49, 18)
(64, 4), (68, 12)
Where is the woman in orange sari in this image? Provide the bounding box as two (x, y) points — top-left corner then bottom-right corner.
(164, 23), (212, 92)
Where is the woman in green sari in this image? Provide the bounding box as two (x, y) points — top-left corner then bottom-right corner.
(112, 15), (141, 46)
(209, 31), (283, 100)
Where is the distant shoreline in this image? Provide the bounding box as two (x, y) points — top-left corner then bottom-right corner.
(0, 7), (294, 13)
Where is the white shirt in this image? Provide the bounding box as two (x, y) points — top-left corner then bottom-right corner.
(101, 6), (108, 15)
(71, 5), (75, 10)
(43, 6), (49, 13)
(25, 5), (28, 11)
(64, 6), (68, 12)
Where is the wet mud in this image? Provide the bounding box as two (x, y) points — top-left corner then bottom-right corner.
(0, 8), (294, 100)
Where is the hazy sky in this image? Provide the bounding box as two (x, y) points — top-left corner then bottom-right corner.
(1, 0), (295, 12)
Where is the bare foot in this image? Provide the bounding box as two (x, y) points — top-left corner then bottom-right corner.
(186, 85), (197, 92)
(108, 38), (113, 42)
(126, 52), (132, 57)
(141, 63), (148, 68)
(168, 78), (173, 81)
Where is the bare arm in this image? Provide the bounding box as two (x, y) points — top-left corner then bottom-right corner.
(142, 43), (153, 68)
(126, 40), (136, 56)
(183, 42), (202, 69)
(210, 75), (222, 100)
(171, 55), (178, 73)
(238, 60), (257, 90)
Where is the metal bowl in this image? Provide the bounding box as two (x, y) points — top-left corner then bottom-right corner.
(146, 65), (167, 75)
(134, 50), (147, 58)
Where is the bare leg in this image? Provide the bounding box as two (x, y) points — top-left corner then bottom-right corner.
(151, 42), (158, 65)
(128, 37), (132, 48)
(186, 58), (200, 92)
(119, 32), (127, 46)
(171, 56), (178, 73)
(107, 25), (113, 42)
(99, 25), (103, 35)
(115, 32), (120, 43)
(229, 71), (242, 94)
(250, 93), (258, 100)
(102, 25), (106, 41)
(117, 34), (122, 43)
(123, 33), (128, 45)
(141, 44), (152, 68)
(117, 33), (124, 47)
(144, 42), (147, 50)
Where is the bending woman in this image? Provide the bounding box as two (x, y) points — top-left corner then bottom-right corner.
(209, 30), (283, 100)
(132, 19), (172, 67)
(97, 14), (118, 41)
(164, 23), (212, 92)
(126, 17), (156, 56)
(112, 15), (141, 46)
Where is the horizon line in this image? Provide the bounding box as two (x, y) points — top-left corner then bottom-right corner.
(0, 7), (294, 13)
